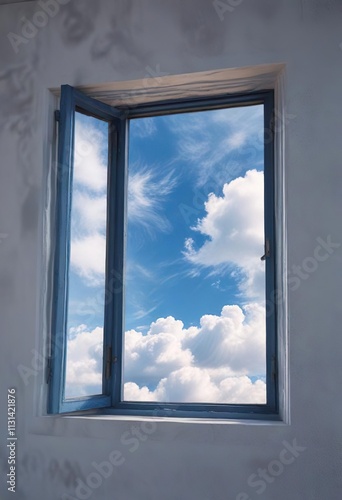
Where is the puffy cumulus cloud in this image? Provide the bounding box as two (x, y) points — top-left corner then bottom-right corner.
(123, 367), (217, 403)
(65, 325), (103, 398)
(124, 370), (266, 404)
(128, 165), (176, 234)
(184, 169), (265, 300)
(155, 369), (266, 404)
(123, 303), (266, 403)
(124, 303), (265, 382)
(65, 306), (266, 403)
(124, 318), (194, 387)
(183, 303), (265, 373)
(123, 382), (157, 402)
(155, 367), (219, 402)
(218, 375), (266, 404)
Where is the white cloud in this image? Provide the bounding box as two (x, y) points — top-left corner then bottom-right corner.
(170, 104), (264, 187)
(64, 111), (268, 404)
(218, 376), (266, 404)
(70, 127), (177, 285)
(124, 370), (266, 404)
(124, 318), (194, 387)
(65, 325), (103, 398)
(70, 233), (106, 286)
(72, 192), (107, 235)
(74, 119), (108, 192)
(155, 369), (266, 404)
(227, 130), (247, 149)
(68, 117), (109, 286)
(124, 303), (265, 382)
(128, 165), (176, 234)
(184, 169), (265, 300)
(211, 105), (263, 138)
(66, 302), (266, 403)
(131, 117), (157, 138)
(71, 162), (178, 284)
(131, 305), (159, 321)
(183, 303), (265, 373)
(123, 382), (157, 402)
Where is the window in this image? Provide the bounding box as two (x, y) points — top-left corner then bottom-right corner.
(48, 85), (277, 418)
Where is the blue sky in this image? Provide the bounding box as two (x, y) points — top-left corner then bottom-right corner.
(64, 104), (267, 404)
(125, 107), (264, 329)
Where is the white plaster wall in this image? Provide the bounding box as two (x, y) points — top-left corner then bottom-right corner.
(0, 0), (342, 499)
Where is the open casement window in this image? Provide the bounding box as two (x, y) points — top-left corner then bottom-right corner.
(48, 84), (278, 418)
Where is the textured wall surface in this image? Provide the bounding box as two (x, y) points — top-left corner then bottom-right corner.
(0, 1), (342, 499)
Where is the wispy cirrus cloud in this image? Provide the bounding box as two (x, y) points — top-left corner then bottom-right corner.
(130, 117), (157, 138)
(128, 164), (177, 235)
(168, 104), (264, 187)
(71, 164), (178, 286)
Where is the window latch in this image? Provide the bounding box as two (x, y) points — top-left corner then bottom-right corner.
(261, 239), (271, 261)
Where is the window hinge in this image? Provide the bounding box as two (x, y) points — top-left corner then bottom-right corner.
(54, 110), (60, 122)
(261, 238), (271, 261)
(105, 346), (112, 380)
(271, 355), (277, 382)
(46, 356), (52, 384)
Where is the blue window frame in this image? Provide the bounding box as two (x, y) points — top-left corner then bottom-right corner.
(48, 85), (278, 419)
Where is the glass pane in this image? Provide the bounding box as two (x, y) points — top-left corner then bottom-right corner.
(123, 105), (266, 404)
(64, 111), (109, 399)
